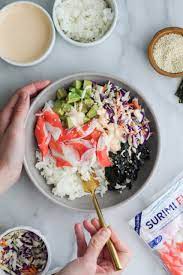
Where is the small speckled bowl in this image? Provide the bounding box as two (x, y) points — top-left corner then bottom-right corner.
(148, 27), (183, 77)
(52, 0), (118, 47)
(24, 73), (160, 211)
(0, 226), (51, 275)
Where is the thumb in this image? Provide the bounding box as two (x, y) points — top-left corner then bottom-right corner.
(10, 92), (30, 129)
(84, 228), (111, 263)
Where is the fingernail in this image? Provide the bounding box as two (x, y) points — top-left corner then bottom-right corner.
(100, 228), (110, 237)
(22, 93), (28, 101)
(20, 93), (28, 100)
(107, 226), (112, 232)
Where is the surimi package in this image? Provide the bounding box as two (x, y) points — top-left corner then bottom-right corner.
(129, 178), (183, 275)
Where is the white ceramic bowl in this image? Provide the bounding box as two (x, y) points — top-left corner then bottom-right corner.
(24, 73), (160, 211)
(0, 226), (51, 275)
(0, 1), (55, 67)
(52, 0), (118, 47)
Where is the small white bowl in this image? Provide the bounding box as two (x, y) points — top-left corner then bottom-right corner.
(0, 226), (51, 274)
(0, 1), (55, 67)
(53, 0), (118, 47)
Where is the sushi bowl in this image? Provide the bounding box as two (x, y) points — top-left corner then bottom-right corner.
(24, 73), (160, 211)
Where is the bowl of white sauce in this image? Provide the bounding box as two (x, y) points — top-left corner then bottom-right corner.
(53, 0), (118, 47)
(0, 1), (55, 67)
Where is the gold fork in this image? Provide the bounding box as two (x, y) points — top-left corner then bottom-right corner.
(81, 175), (122, 271)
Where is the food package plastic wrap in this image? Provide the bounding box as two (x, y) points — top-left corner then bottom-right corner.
(129, 177), (183, 275)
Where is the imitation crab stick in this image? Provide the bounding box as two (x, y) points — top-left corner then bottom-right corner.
(43, 110), (63, 141)
(35, 116), (50, 157)
(96, 134), (112, 167)
(84, 129), (101, 142)
(49, 137), (63, 154)
(59, 120), (96, 142)
(158, 241), (183, 275)
(65, 139), (93, 157)
(35, 105), (112, 168)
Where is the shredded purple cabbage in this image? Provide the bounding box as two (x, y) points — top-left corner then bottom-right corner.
(0, 230), (48, 275)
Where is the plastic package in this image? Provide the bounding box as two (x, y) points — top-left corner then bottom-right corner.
(129, 178), (183, 275)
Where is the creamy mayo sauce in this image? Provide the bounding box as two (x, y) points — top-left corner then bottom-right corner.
(0, 3), (53, 63)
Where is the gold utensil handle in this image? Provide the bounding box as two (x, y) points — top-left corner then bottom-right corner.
(92, 193), (122, 271)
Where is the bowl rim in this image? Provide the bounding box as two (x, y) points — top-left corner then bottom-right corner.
(0, 226), (51, 274)
(24, 72), (160, 212)
(52, 0), (118, 47)
(0, 1), (56, 67)
(148, 27), (183, 78)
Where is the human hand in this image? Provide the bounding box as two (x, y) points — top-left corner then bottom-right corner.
(58, 219), (131, 275)
(0, 80), (51, 194)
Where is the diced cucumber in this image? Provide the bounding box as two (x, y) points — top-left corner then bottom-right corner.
(84, 98), (94, 107)
(83, 80), (92, 98)
(62, 103), (72, 113)
(81, 103), (88, 113)
(54, 99), (63, 107)
(69, 87), (76, 93)
(60, 116), (67, 127)
(53, 100), (65, 116)
(68, 88), (83, 98)
(83, 80), (92, 90)
(76, 102), (88, 113)
(66, 117), (74, 129)
(87, 104), (99, 119)
(72, 80), (82, 89)
(84, 90), (92, 99)
(56, 88), (67, 99)
(83, 116), (90, 123)
(76, 89), (83, 97)
(53, 108), (64, 116)
(68, 92), (81, 103)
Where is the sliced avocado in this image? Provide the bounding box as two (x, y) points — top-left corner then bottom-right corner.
(68, 92), (81, 103)
(66, 117), (74, 129)
(53, 100), (64, 116)
(87, 104), (98, 119)
(84, 98), (94, 107)
(56, 88), (67, 99)
(72, 80), (82, 89)
(62, 103), (72, 113)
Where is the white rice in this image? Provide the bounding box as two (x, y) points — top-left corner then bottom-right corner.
(55, 0), (114, 42)
(35, 151), (108, 200)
